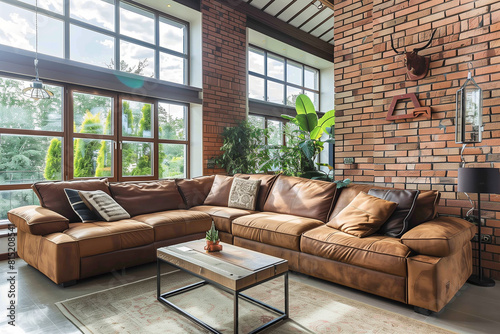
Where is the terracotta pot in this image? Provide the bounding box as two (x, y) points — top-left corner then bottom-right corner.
(205, 240), (223, 252)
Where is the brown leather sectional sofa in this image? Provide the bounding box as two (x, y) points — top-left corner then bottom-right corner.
(8, 174), (474, 313)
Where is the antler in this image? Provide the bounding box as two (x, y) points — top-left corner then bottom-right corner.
(390, 34), (405, 55)
(413, 29), (437, 53)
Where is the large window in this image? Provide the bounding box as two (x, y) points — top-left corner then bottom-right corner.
(0, 0), (189, 84)
(0, 74), (189, 218)
(248, 46), (320, 110)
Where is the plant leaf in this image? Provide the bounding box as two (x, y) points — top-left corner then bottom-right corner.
(299, 139), (315, 160)
(310, 126), (322, 140)
(295, 95), (318, 132)
(318, 109), (335, 129)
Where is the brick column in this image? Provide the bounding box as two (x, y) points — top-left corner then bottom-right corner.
(201, 0), (247, 175)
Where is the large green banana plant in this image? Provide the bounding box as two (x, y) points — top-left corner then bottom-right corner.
(282, 94), (336, 168)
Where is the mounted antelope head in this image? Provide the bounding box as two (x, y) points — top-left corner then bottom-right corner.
(390, 29), (437, 81)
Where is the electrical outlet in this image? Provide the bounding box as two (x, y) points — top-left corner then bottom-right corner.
(344, 157), (355, 164)
(473, 233), (493, 244)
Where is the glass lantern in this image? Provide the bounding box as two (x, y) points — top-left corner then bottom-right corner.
(455, 68), (483, 143)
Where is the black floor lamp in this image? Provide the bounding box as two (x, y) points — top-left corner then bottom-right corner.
(458, 167), (500, 287)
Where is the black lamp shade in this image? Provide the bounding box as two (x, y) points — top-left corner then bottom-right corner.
(458, 167), (500, 194)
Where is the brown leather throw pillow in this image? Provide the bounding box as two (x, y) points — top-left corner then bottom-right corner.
(368, 188), (420, 238)
(327, 191), (398, 238)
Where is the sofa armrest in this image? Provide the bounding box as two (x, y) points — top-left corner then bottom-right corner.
(401, 216), (474, 257)
(8, 205), (69, 235)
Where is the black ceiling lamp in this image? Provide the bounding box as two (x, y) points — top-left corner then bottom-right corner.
(22, 0), (53, 101)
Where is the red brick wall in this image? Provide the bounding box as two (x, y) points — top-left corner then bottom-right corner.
(202, 0), (247, 175)
(334, 0), (500, 279)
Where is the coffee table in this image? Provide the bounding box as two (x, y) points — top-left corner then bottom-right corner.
(157, 239), (289, 333)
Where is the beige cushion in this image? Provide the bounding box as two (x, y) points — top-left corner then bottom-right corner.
(228, 178), (261, 210)
(327, 192), (398, 237)
(79, 190), (130, 222)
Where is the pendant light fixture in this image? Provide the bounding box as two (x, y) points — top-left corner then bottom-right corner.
(22, 0), (53, 100)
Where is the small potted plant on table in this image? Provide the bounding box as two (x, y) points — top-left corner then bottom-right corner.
(205, 222), (222, 252)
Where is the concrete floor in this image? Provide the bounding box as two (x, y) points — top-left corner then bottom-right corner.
(0, 259), (499, 334)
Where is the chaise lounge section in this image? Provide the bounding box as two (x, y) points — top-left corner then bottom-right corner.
(8, 174), (474, 313)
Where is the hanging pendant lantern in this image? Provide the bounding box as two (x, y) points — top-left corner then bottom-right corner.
(455, 62), (482, 143)
(22, 0), (53, 101)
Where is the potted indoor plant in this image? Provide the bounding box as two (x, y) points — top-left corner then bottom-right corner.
(205, 222), (222, 252)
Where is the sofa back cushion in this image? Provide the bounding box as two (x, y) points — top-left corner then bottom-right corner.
(409, 190), (441, 228)
(32, 178), (111, 222)
(367, 188), (420, 238)
(234, 174), (279, 211)
(204, 175), (249, 207)
(176, 175), (215, 208)
(263, 175), (337, 222)
(109, 180), (185, 216)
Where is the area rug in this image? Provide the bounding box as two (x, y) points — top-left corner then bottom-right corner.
(56, 270), (454, 334)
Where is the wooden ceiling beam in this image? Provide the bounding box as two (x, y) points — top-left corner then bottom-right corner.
(216, 0), (334, 61)
(319, 0), (334, 11)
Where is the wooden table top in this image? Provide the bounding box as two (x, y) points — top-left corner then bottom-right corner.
(157, 239), (288, 291)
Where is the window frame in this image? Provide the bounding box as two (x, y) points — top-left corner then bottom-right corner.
(248, 45), (321, 110)
(0, 72), (191, 190)
(0, 0), (190, 84)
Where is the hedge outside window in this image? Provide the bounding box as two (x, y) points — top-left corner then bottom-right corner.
(0, 74), (190, 220)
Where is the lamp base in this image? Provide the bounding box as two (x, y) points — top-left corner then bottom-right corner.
(467, 275), (496, 287)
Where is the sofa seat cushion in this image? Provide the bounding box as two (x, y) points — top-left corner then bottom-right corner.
(300, 225), (411, 277)
(232, 212), (324, 251)
(64, 219), (154, 257)
(189, 205), (256, 233)
(134, 210), (212, 241)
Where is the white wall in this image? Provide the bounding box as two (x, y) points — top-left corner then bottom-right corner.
(139, 0), (203, 177)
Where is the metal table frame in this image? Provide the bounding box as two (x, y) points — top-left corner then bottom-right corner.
(157, 258), (289, 334)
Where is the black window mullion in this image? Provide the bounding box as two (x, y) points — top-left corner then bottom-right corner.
(64, 0), (70, 59)
(115, 0), (120, 71)
(155, 12), (160, 80)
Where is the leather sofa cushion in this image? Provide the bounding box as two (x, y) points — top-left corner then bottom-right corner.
(189, 205), (256, 233)
(64, 219), (154, 257)
(109, 180), (185, 216)
(263, 175), (337, 222)
(133, 210), (212, 241)
(401, 216), (474, 257)
(204, 175), (249, 207)
(234, 174), (279, 211)
(32, 178), (111, 223)
(329, 184), (374, 220)
(232, 212), (323, 251)
(301, 225), (411, 277)
(367, 188), (420, 238)
(327, 192), (398, 237)
(409, 190), (441, 229)
(176, 175), (215, 208)
(8, 205), (69, 235)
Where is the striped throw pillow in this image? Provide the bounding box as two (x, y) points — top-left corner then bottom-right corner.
(79, 190), (130, 222)
(64, 188), (98, 223)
